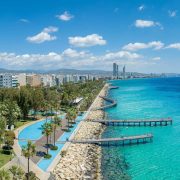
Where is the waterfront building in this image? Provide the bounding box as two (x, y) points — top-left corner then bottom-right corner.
(123, 65), (126, 79)
(113, 63), (118, 79)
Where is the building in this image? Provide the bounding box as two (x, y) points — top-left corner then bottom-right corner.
(26, 74), (41, 87)
(41, 74), (54, 87)
(0, 74), (18, 88)
(113, 63), (118, 78)
(16, 73), (27, 87)
(123, 65), (126, 79)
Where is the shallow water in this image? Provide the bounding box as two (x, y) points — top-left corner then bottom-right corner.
(102, 78), (180, 180)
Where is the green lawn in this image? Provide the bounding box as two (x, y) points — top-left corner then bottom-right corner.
(14, 119), (35, 129)
(0, 152), (12, 168)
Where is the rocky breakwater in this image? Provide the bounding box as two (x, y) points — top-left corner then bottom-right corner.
(52, 84), (108, 180)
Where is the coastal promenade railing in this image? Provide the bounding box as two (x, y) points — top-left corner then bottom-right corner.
(90, 118), (172, 126)
(68, 134), (153, 146)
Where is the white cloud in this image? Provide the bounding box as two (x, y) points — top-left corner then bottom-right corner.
(0, 49), (143, 70)
(19, 19), (30, 23)
(122, 41), (164, 51)
(26, 26), (58, 43)
(168, 10), (177, 17)
(69, 34), (107, 47)
(103, 51), (141, 60)
(56, 11), (74, 21)
(135, 19), (162, 29)
(166, 43), (180, 50)
(138, 5), (145, 11)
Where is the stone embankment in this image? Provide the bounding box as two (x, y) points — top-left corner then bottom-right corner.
(52, 84), (108, 180)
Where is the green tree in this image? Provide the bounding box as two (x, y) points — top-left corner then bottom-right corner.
(22, 141), (36, 180)
(18, 87), (32, 119)
(31, 88), (44, 119)
(0, 100), (21, 128)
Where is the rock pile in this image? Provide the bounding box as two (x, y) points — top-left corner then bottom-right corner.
(52, 84), (108, 180)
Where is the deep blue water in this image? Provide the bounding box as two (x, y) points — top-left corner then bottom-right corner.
(102, 78), (180, 180)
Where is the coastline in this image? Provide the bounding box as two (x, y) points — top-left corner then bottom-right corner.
(52, 83), (109, 179)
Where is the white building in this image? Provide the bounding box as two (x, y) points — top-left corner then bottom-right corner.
(41, 74), (54, 87)
(0, 74), (18, 88)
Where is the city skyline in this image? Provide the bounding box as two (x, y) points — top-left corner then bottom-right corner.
(1, 0), (180, 73)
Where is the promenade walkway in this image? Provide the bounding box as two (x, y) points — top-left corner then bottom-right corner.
(13, 119), (51, 180)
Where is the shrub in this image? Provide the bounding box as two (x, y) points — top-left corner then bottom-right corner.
(26, 171), (36, 180)
(44, 154), (52, 159)
(5, 131), (15, 139)
(50, 146), (58, 151)
(60, 150), (67, 157)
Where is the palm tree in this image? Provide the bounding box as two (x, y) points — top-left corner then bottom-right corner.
(41, 123), (53, 155)
(22, 141), (36, 180)
(10, 165), (25, 180)
(51, 116), (62, 147)
(0, 169), (10, 180)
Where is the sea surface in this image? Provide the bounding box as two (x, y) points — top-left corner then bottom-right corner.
(101, 78), (180, 180)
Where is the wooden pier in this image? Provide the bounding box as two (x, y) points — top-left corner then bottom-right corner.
(69, 134), (153, 146)
(109, 86), (119, 90)
(90, 118), (172, 126)
(96, 96), (117, 110)
(18, 134), (153, 146)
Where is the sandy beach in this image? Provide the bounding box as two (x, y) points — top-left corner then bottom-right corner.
(52, 84), (109, 179)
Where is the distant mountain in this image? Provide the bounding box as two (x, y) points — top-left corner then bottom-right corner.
(0, 68), (112, 75)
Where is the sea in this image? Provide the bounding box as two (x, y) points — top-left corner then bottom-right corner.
(101, 77), (180, 180)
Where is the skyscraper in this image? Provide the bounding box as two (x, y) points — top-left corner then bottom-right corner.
(123, 65), (126, 79)
(113, 63), (118, 78)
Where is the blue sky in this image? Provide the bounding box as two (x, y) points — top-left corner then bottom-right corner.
(1, 0), (180, 73)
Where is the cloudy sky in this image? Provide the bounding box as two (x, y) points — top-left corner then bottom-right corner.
(0, 0), (180, 73)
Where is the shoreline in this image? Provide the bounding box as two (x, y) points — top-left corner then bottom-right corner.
(52, 83), (109, 179)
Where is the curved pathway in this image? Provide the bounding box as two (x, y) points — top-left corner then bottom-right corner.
(13, 118), (50, 180)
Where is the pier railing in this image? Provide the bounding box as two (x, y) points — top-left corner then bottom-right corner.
(89, 118), (172, 126)
(68, 134), (153, 146)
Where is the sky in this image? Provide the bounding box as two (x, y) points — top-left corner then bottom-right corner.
(1, 0), (180, 73)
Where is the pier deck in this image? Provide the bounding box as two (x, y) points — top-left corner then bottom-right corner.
(68, 134), (153, 146)
(90, 118), (172, 126)
(18, 134), (153, 146)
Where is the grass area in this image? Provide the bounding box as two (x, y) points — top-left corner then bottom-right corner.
(14, 119), (35, 129)
(0, 151), (12, 168)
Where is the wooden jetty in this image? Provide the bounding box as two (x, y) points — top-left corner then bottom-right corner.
(69, 134), (153, 146)
(90, 118), (172, 126)
(96, 96), (117, 110)
(109, 86), (119, 90)
(18, 134), (153, 146)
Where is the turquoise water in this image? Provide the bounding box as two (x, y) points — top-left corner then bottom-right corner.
(18, 113), (86, 171)
(102, 78), (180, 180)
